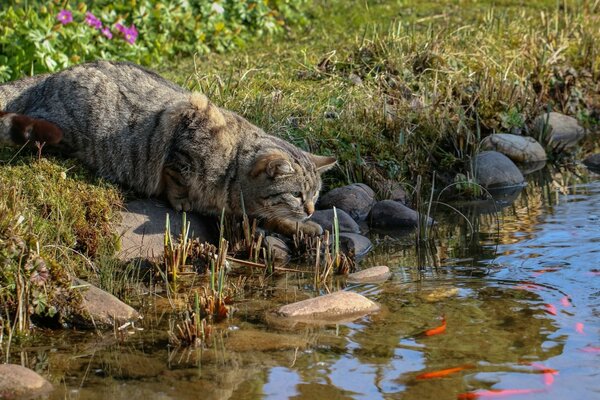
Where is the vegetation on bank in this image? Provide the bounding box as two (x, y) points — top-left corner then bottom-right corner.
(1, 0), (600, 344)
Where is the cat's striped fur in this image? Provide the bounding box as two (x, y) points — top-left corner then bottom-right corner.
(0, 61), (336, 236)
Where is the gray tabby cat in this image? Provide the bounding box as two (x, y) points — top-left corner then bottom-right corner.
(0, 60), (336, 236)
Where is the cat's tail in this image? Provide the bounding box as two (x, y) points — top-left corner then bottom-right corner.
(0, 111), (63, 146)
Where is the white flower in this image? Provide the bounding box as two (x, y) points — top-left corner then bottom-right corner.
(211, 2), (225, 14)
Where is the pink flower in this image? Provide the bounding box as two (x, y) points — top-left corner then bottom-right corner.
(115, 22), (138, 44)
(101, 27), (113, 39)
(56, 10), (73, 25)
(85, 12), (102, 29)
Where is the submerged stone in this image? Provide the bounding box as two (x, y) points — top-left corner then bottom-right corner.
(310, 208), (360, 234)
(347, 266), (391, 283)
(473, 151), (525, 189)
(276, 291), (379, 322)
(583, 153), (600, 173)
(0, 364), (53, 399)
(317, 183), (376, 221)
(264, 236), (291, 265)
(480, 133), (547, 163)
(338, 232), (373, 259)
(73, 279), (140, 329)
(532, 112), (585, 150)
(369, 200), (432, 230)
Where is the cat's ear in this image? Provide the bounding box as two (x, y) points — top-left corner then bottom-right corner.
(251, 152), (295, 178)
(310, 154), (337, 173)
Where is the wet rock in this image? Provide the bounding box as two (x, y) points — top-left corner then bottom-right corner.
(118, 199), (214, 260)
(225, 329), (309, 352)
(0, 364), (53, 399)
(276, 291), (379, 322)
(73, 279), (140, 329)
(480, 133), (547, 163)
(309, 208), (360, 234)
(423, 287), (460, 302)
(264, 236), (291, 265)
(583, 153), (600, 173)
(317, 183), (376, 221)
(518, 160), (546, 176)
(369, 200), (432, 230)
(338, 233), (373, 259)
(532, 112), (585, 150)
(473, 151), (525, 188)
(347, 266), (391, 283)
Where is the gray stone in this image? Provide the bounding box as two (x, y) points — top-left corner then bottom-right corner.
(309, 208), (360, 234)
(73, 279), (140, 329)
(0, 364), (53, 399)
(317, 183), (376, 221)
(338, 233), (373, 259)
(347, 266), (391, 283)
(118, 199), (214, 260)
(276, 291), (379, 322)
(583, 153), (600, 172)
(480, 133), (547, 163)
(369, 200), (431, 229)
(263, 236), (291, 265)
(473, 151), (525, 188)
(532, 112), (585, 150)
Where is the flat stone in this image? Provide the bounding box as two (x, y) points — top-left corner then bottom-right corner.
(263, 236), (291, 265)
(317, 183), (376, 221)
(473, 151), (525, 188)
(583, 153), (600, 173)
(309, 208), (360, 234)
(118, 199), (215, 260)
(72, 279), (140, 329)
(532, 112), (585, 150)
(0, 364), (53, 399)
(347, 266), (391, 283)
(480, 133), (547, 163)
(338, 232), (373, 259)
(369, 200), (432, 229)
(423, 287), (460, 302)
(276, 291), (379, 322)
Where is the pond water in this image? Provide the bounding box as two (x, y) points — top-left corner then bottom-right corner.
(9, 166), (600, 400)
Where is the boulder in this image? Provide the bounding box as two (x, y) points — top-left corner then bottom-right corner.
(338, 233), (373, 259)
(118, 199), (215, 260)
(369, 200), (432, 229)
(317, 183), (376, 221)
(480, 133), (547, 163)
(73, 279), (140, 329)
(473, 151), (525, 188)
(263, 236), (291, 265)
(532, 112), (585, 150)
(347, 266), (391, 283)
(0, 364), (53, 398)
(309, 208), (360, 234)
(276, 291), (379, 322)
(583, 153), (600, 173)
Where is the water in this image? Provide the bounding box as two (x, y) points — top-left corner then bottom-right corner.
(10, 167), (600, 400)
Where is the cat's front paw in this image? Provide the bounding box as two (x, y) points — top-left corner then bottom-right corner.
(298, 220), (323, 236)
(263, 218), (323, 237)
(169, 197), (193, 212)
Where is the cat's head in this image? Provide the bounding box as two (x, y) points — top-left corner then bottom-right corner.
(241, 148), (336, 222)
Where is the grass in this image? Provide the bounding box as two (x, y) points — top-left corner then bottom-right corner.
(1, 0), (600, 344)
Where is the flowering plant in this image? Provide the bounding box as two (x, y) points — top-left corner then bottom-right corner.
(0, 0), (307, 83)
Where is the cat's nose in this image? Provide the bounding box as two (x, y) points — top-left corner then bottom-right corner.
(305, 202), (315, 217)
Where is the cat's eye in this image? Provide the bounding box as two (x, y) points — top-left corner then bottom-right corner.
(291, 191), (302, 199)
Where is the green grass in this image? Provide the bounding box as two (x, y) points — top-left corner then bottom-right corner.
(1, 0), (599, 338)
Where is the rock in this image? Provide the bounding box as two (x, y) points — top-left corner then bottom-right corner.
(73, 279), (140, 329)
(518, 160), (546, 176)
(532, 112), (585, 150)
(309, 208), (360, 234)
(423, 287), (460, 302)
(118, 199), (215, 260)
(0, 364), (53, 398)
(317, 183), (376, 221)
(473, 151), (525, 188)
(480, 133), (547, 163)
(347, 266), (391, 283)
(583, 153), (600, 173)
(225, 329), (309, 352)
(369, 200), (432, 229)
(276, 291), (379, 322)
(263, 236), (291, 265)
(338, 233), (373, 259)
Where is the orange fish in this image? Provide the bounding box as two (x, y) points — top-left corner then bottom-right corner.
(544, 304), (557, 315)
(560, 296), (571, 307)
(416, 364), (474, 380)
(423, 317), (447, 336)
(531, 363), (558, 386)
(457, 388), (543, 399)
(575, 322), (585, 334)
(580, 345), (600, 353)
